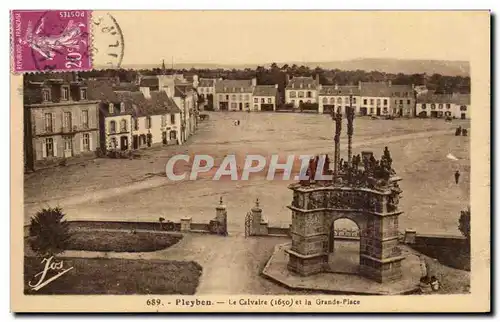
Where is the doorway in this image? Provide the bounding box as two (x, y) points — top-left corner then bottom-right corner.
(239, 102), (243, 111)
(132, 135), (138, 149)
(376, 107), (381, 116)
(120, 136), (128, 151)
(327, 218), (360, 274)
(63, 136), (73, 158)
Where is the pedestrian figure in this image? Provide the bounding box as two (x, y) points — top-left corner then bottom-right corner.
(237, 120), (240, 125)
(430, 276), (441, 292)
(454, 170), (460, 184)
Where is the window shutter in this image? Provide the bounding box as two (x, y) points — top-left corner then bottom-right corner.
(42, 138), (47, 158)
(53, 138), (58, 157)
(52, 114), (57, 132)
(80, 134), (84, 152)
(89, 134), (93, 151)
(72, 112), (75, 130)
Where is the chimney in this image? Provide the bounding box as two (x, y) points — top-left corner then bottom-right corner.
(251, 78), (257, 87)
(140, 86), (151, 99)
(275, 84), (278, 89)
(358, 81), (362, 90)
(334, 84), (339, 90)
(285, 74), (290, 85)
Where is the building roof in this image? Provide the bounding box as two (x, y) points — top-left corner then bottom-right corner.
(286, 76), (318, 90)
(319, 85), (360, 96)
(389, 84), (414, 97)
(113, 82), (140, 92)
(88, 80), (181, 117)
(253, 85), (278, 97)
(174, 84), (194, 98)
(139, 76), (159, 88)
(199, 78), (216, 87)
(416, 92), (470, 105)
(215, 79), (254, 93)
(359, 82), (392, 97)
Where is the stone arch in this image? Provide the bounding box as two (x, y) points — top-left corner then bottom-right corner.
(324, 212), (367, 255)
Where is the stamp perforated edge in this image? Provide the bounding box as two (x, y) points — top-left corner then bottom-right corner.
(9, 10), (95, 75)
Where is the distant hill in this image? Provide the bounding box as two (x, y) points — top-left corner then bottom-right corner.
(117, 58), (469, 77)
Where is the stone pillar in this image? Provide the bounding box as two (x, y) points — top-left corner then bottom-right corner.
(251, 198), (268, 236)
(404, 229), (417, 244)
(180, 217), (192, 232)
(215, 197), (228, 235)
(359, 194), (404, 283)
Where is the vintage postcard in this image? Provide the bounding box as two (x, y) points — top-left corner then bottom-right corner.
(10, 10), (490, 313)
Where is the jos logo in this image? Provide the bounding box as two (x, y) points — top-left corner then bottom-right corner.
(28, 256), (74, 291)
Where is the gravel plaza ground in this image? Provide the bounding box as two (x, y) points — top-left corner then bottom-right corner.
(24, 111), (470, 236)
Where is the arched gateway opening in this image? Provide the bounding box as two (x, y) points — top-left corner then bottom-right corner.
(327, 218), (361, 274)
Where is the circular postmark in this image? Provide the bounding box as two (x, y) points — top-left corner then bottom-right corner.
(90, 13), (125, 69)
(28, 10), (91, 72)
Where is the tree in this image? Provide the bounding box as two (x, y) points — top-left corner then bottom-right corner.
(458, 207), (470, 240)
(29, 207), (71, 258)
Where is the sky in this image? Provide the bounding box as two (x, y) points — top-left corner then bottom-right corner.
(103, 11), (488, 66)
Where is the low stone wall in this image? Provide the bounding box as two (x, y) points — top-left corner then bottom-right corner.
(403, 229), (470, 271)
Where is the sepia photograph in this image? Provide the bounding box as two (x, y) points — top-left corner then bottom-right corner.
(10, 10), (490, 313)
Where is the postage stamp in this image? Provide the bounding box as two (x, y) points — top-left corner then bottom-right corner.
(10, 10), (92, 73)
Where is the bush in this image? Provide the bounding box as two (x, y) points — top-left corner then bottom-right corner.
(29, 207), (71, 258)
(458, 207), (471, 240)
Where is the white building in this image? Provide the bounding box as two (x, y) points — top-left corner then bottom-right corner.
(416, 92), (470, 119)
(285, 75), (320, 108)
(252, 85), (278, 111)
(214, 79), (256, 111)
(318, 84), (360, 115)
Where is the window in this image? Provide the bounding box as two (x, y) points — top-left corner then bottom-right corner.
(345, 97), (350, 104)
(383, 99), (388, 105)
(238, 95), (242, 100)
(170, 114), (176, 124)
(267, 98), (272, 104)
(83, 133), (90, 151)
(322, 97), (328, 103)
(161, 115), (166, 127)
(421, 104), (427, 110)
(430, 104), (436, 110)
(352, 97), (357, 104)
(45, 138), (54, 157)
(61, 86), (69, 100)
(363, 99), (367, 105)
(370, 108), (374, 114)
(63, 112), (72, 129)
(330, 97), (335, 104)
(290, 91), (296, 98)
(399, 100), (403, 104)
(110, 137), (117, 149)
(370, 99), (374, 105)
(120, 102), (125, 113)
(407, 100), (411, 105)
(254, 104), (258, 110)
(298, 91), (304, 98)
(261, 98), (265, 103)
(82, 110), (89, 128)
(245, 103), (250, 109)
(120, 119), (127, 132)
(446, 104), (451, 109)
(109, 103), (114, 114)
(383, 107), (388, 113)
(42, 89), (51, 102)
(80, 88), (87, 100)
(64, 136), (72, 151)
(134, 118), (139, 130)
(460, 105), (467, 111)
(376, 99), (381, 105)
(254, 98), (258, 103)
(307, 91), (312, 98)
(109, 120), (116, 133)
(337, 97), (342, 104)
(146, 116), (152, 129)
(438, 104), (443, 109)
(225, 95), (229, 100)
(44, 113), (53, 132)
(231, 95), (236, 100)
